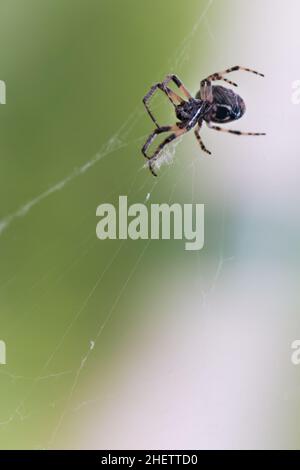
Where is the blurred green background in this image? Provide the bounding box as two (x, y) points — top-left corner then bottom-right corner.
(0, 0), (218, 449)
(0, 0), (299, 450)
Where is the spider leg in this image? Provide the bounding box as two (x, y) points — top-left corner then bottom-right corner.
(199, 79), (213, 102)
(194, 122), (211, 155)
(143, 74), (193, 127)
(213, 65), (264, 78)
(207, 122), (266, 136)
(162, 74), (193, 100)
(142, 125), (174, 159)
(202, 65), (264, 89)
(146, 124), (188, 177)
(143, 83), (184, 128)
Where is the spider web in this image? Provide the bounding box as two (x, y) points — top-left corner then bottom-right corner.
(0, 0), (236, 449)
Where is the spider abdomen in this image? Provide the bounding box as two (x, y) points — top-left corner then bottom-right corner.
(208, 85), (246, 123)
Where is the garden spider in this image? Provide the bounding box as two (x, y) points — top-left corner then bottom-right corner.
(141, 66), (266, 176)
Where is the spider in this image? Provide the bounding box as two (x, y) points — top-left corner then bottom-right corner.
(141, 66), (266, 176)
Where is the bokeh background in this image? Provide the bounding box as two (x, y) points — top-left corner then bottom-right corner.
(0, 0), (299, 449)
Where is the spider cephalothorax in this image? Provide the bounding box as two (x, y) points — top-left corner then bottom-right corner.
(142, 66), (265, 176)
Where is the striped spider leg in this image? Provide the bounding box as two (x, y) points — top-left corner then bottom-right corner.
(142, 74), (192, 128)
(142, 123), (188, 177)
